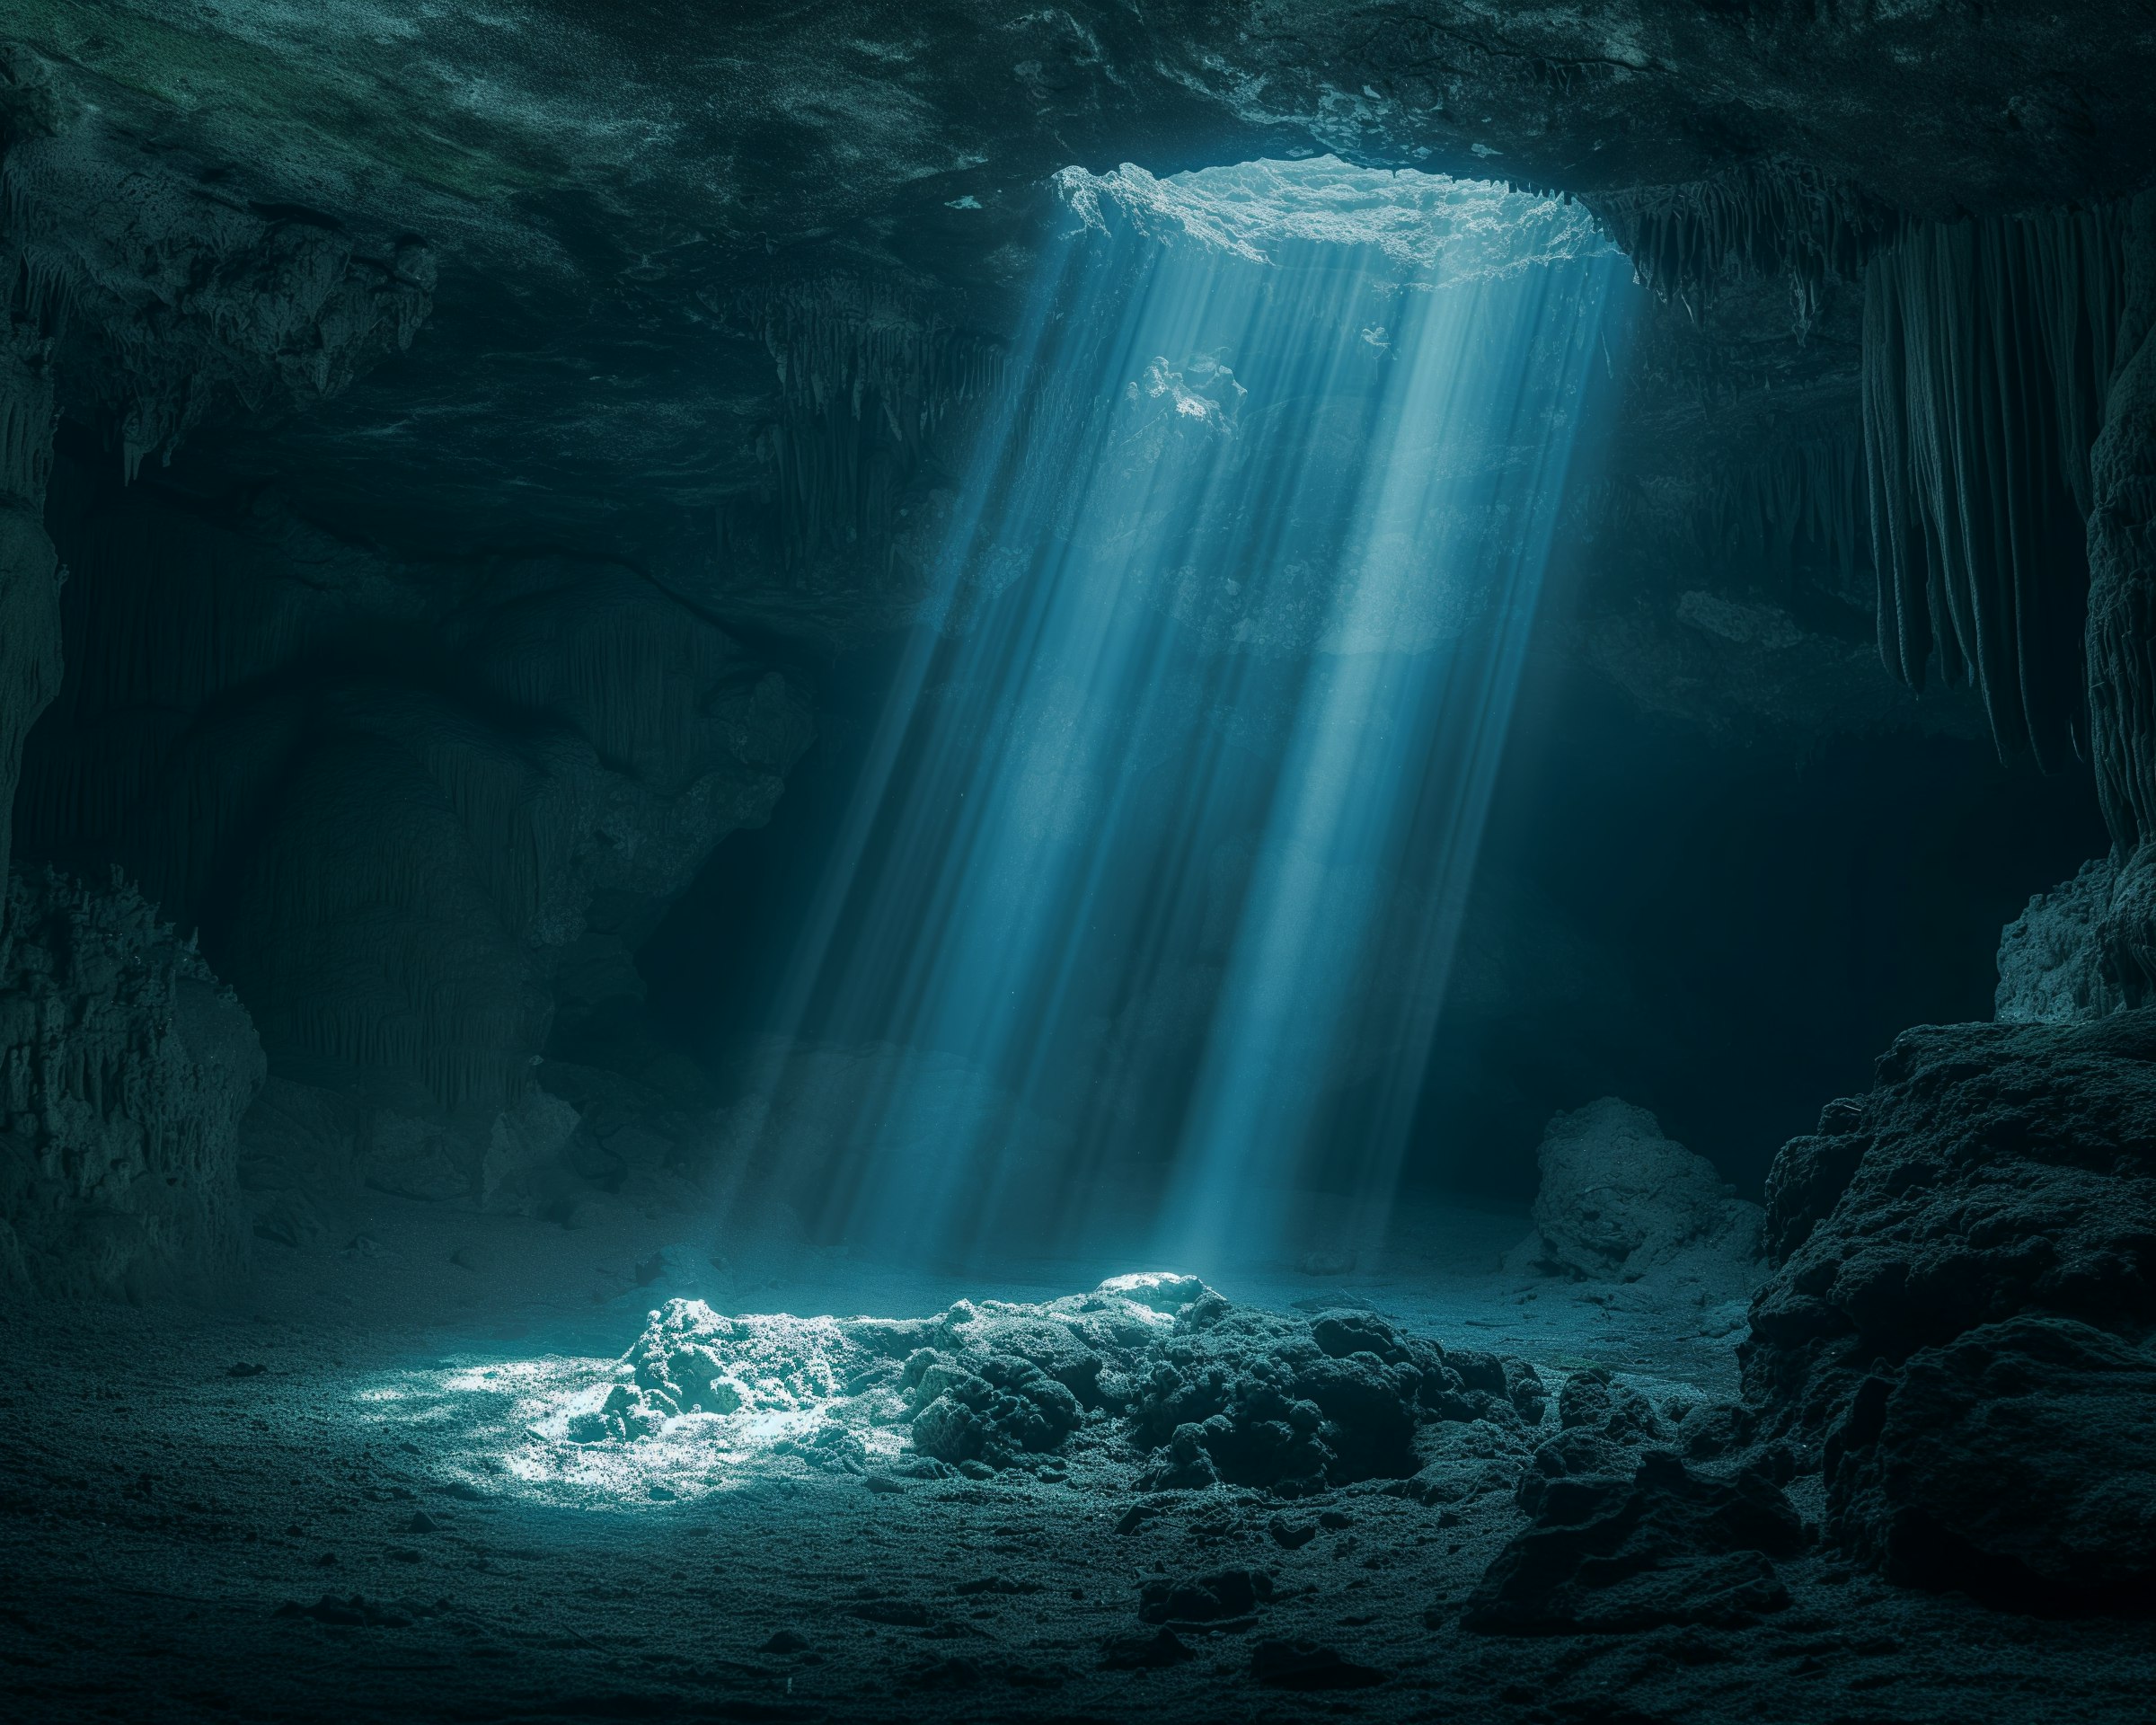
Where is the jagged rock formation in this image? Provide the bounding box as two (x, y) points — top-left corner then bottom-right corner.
(1466, 1450), (1807, 1634)
(1744, 1012), (2156, 1606)
(1822, 1315), (2156, 1609)
(0, 869), (263, 1295)
(1995, 855), (2120, 1022)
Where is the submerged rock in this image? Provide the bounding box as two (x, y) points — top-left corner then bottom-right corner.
(1506, 1097), (1763, 1285)
(1745, 1013), (2156, 1434)
(0, 869), (264, 1296)
(1467, 1450), (1806, 1633)
(1136, 1568), (1273, 1625)
(1824, 1315), (2156, 1610)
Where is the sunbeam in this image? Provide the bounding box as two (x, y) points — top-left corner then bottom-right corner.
(721, 158), (1634, 1277)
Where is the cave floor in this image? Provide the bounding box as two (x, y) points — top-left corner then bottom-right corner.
(3, 1203), (2152, 1723)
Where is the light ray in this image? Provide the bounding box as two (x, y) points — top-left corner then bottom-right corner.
(723, 159), (1634, 1276)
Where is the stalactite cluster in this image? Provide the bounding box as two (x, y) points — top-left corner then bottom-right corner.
(1863, 205), (2130, 767)
(1594, 159), (1890, 331)
(725, 275), (1005, 598)
(1701, 429), (1869, 593)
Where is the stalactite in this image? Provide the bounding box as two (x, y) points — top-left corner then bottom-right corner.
(731, 275), (1006, 579)
(1701, 429), (1870, 593)
(1593, 159), (1892, 332)
(1862, 204), (2129, 767)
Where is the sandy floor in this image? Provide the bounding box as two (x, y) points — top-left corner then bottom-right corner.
(3, 1197), (2151, 1723)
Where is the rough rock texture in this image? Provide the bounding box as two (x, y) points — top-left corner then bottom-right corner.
(1466, 1450), (1807, 1634)
(0, 334), (59, 924)
(1823, 1316), (2156, 1610)
(582, 1278), (1547, 1501)
(1995, 856), (2121, 1023)
(0, 869), (264, 1296)
(1746, 1012), (2156, 1606)
(2090, 196), (2156, 996)
(19, 467), (814, 1162)
(0, 40), (434, 482)
(1749, 1013), (2156, 1429)
(1507, 1097), (1763, 1283)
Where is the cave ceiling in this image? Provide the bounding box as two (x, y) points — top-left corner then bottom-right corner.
(6, 1), (2155, 650)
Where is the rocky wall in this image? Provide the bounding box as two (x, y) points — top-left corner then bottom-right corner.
(15, 473), (815, 1194)
(0, 868), (264, 1296)
(0, 334), (58, 933)
(1742, 1012), (2156, 1606)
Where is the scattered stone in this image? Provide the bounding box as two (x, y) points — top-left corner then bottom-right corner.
(862, 1474), (906, 1494)
(226, 1362), (269, 1378)
(405, 1512), (439, 1534)
(899, 1656), (981, 1689)
(276, 1594), (410, 1628)
(1468, 1452), (1805, 1634)
(1268, 1516), (1317, 1550)
(953, 1575), (1043, 1596)
(1250, 1638), (1386, 1690)
(1100, 1627), (1195, 1669)
(763, 1629), (811, 1654)
(1136, 1568), (1273, 1625)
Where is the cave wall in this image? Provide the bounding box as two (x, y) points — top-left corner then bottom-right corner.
(13, 462), (813, 1217)
(0, 334), (58, 926)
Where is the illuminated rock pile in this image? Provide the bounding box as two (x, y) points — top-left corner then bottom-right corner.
(560, 1274), (1559, 1502)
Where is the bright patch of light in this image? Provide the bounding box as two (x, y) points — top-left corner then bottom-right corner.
(1057, 156), (1613, 275)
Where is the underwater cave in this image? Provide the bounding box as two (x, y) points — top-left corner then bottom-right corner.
(2, 5), (2154, 1721)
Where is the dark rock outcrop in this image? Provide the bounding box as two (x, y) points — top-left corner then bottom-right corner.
(1823, 1315), (2156, 1610)
(0, 869), (264, 1295)
(1127, 1302), (1542, 1494)
(1747, 1011), (2156, 1609)
(1506, 1097), (1763, 1286)
(1746, 1012), (2156, 1436)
